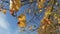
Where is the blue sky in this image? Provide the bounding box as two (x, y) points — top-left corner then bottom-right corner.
(0, 0), (45, 34)
(0, 0), (46, 34)
(0, 0), (60, 34)
(0, 0), (42, 34)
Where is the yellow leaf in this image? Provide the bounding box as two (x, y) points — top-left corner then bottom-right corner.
(18, 22), (26, 28)
(18, 14), (26, 28)
(37, 0), (46, 9)
(3, 9), (6, 14)
(58, 18), (60, 24)
(42, 25), (45, 29)
(18, 14), (26, 21)
(10, 0), (21, 11)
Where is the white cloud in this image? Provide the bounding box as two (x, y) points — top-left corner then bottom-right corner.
(0, 12), (11, 34)
(0, 12), (10, 30)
